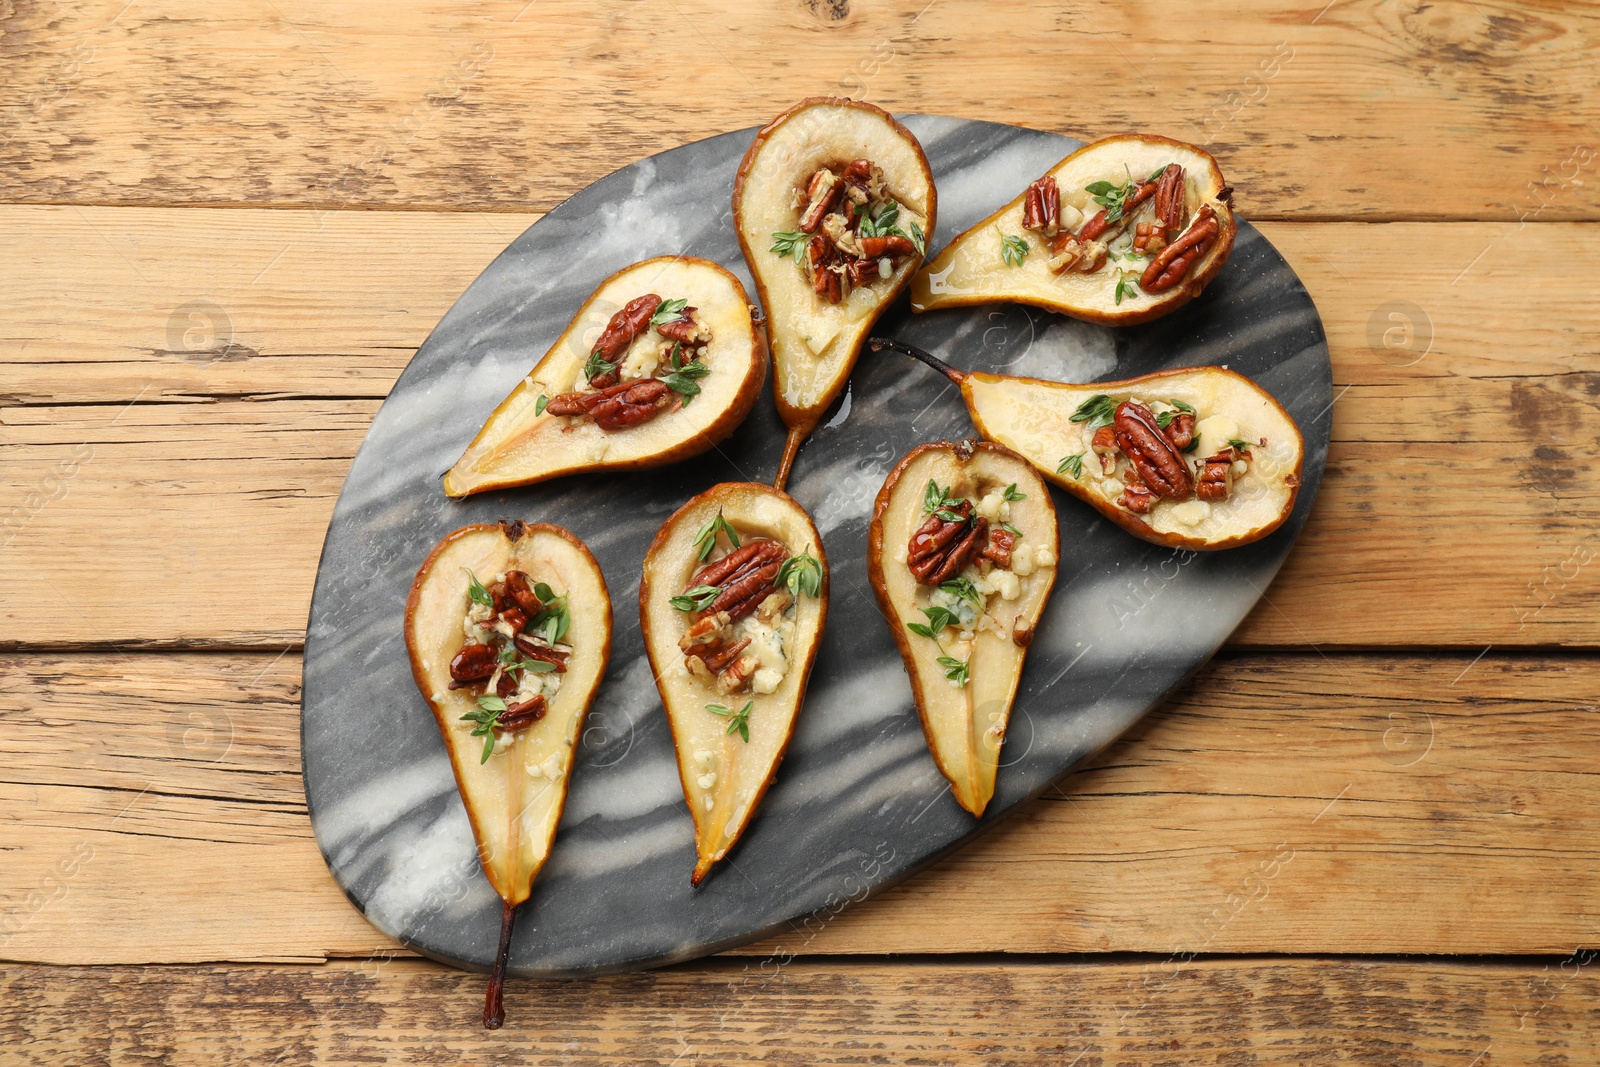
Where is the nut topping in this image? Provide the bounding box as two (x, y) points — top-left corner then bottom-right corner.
(799, 168), (842, 233)
(587, 295), (662, 387)
(1022, 176), (1061, 235)
(1113, 400), (1193, 499)
(907, 501), (990, 586)
(449, 642), (497, 687)
(1153, 164), (1186, 235)
(692, 538), (788, 623)
(547, 378), (671, 430)
(498, 696), (548, 730)
(982, 526), (1016, 569)
(1141, 204), (1219, 293)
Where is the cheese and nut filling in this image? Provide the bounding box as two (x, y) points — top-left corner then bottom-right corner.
(449, 568), (574, 763)
(671, 512), (822, 699)
(900, 479), (1057, 687)
(1054, 393), (1289, 526)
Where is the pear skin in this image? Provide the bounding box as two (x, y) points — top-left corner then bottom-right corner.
(639, 483), (828, 884)
(445, 257), (767, 497)
(733, 98), (937, 488)
(404, 520), (612, 1025)
(868, 441), (1060, 817)
(912, 135), (1235, 326)
(872, 340), (1305, 552)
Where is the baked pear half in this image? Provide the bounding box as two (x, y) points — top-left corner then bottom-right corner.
(912, 135), (1235, 326)
(444, 257), (767, 497)
(874, 339), (1304, 551)
(639, 483), (828, 884)
(733, 97), (936, 487)
(868, 440), (1059, 818)
(404, 520), (612, 1027)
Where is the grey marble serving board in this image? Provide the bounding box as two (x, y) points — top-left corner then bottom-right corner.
(302, 116), (1330, 977)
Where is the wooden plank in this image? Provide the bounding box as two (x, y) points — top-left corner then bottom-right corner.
(3, 1), (1598, 220)
(3, 650), (1595, 965)
(3, 208), (1598, 647)
(5, 956), (1598, 1065)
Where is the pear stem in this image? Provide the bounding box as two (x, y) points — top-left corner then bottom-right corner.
(773, 426), (808, 493)
(867, 337), (967, 385)
(482, 898), (517, 1030)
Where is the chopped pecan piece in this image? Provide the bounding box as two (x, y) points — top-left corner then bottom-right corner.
(845, 257), (880, 287)
(907, 501), (990, 586)
(1046, 235), (1107, 274)
(499, 607), (528, 634)
(807, 235), (842, 304)
(1163, 412), (1195, 451)
(858, 234), (917, 258)
(546, 378), (672, 430)
(1133, 222), (1167, 255)
(719, 653), (760, 694)
(1113, 401), (1193, 499)
(494, 670), (520, 698)
(449, 643), (497, 688)
(1119, 471), (1154, 513)
(679, 612), (732, 656)
(654, 307), (708, 345)
(1011, 616), (1035, 648)
(499, 696), (547, 730)
(512, 633), (570, 673)
(1091, 424), (1120, 474)
(820, 212), (864, 258)
(1141, 205), (1218, 293)
(982, 526), (1016, 569)
(1196, 448), (1238, 502)
(799, 168), (842, 233)
(700, 637), (751, 675)
(1022, 176), (1060, 234)
(502, 571), (544, 616)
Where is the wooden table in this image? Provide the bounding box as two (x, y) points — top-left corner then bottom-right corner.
(3, 1), (1597, 1061)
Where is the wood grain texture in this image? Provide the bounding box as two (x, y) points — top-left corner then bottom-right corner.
(3, 650), (1594, 965)
(2, 1), (1597, 221)
(5, 956), (1598, 1066)
(3, 208), (1598, 648)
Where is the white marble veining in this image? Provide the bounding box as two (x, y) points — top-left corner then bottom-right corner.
(301, 117), (1332, 977)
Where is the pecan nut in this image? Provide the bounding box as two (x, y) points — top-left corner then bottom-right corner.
(858, 234), (917, 259)
(1113, 401), (1193, 499)
(588, 294), (662, 386)
(907, 501), (990, 586)
(654, 307), (703, 344)
(1078, 178), (1159, 242)
(499, 696), (548, 730)
(512, 633), (570, 673)
(982, 526), (1016, 569)
(692, 539), (788, 623)
(546, 378), (671, 430)
(1141, 205), (1218, 293)
(1119, 471), (1154, 513)
(799, 168), (842, 233)
(807, 235), (841, 304)
(502, 571), (545, 616)
(1153, 164), (1186, 235)
(1164, 412), (1195, 451)
(449, 642), (497, 687)
(1196, 448), (1237, 502)
(1021, 176), (1060, 234)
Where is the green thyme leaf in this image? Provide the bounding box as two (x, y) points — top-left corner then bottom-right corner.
(1069, 394), (1117, 433)
(534, 394), (549, 416)
(1057, 453), (1085, 478)
(497, 643), (557, 675)
(583, 351), (617, 385)
(462, 696), (509, 763)
(528, 593), (571, 644)
(770, 231), (810, 263)
(650, 297), (689, 327)
(940, 576), (983, 606)
(693, 509), (740, 562)
(662, 356), (710, 407)
(670, 584), (721, 612)
(1228, 438), (1254, 451)
(937, 655), (970, 687)
(706, 699), (754, 743)
(1001, 522), (1023, 537)
(1002, 483), (1026, 502)
(909, 221), (926, 255)
(777, 551), (822, 599)
(1169, 399), (1196, 414)
(1000, 233), (1029, 268)
(906, 606), (957, 640)
(462, 568), (493, 607)
(1114, 270), (1141, 306)
(921, 479), (968, 519)
(1156, 410), (1176, 430)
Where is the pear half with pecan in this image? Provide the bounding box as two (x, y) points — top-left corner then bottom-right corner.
(640, 483), (828, 885)
(874, 339), (1304, 551)
(733, 98), (936, 488)
(405, 520), (612, 1027)
(869, 441), (1059, 818)
(912, 135), (1235, 326)
(445, 257), (767, 497)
